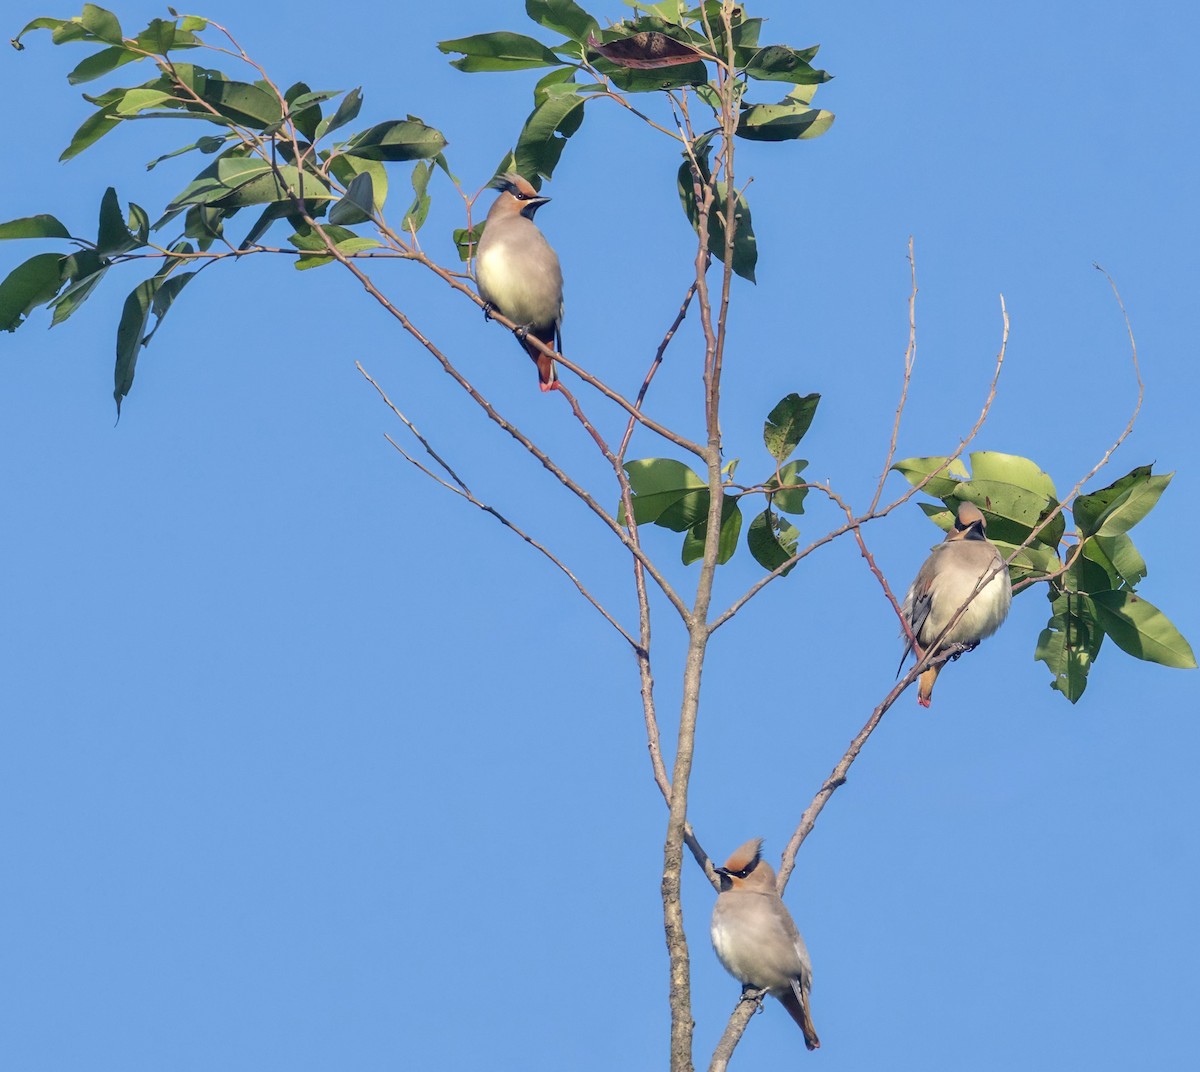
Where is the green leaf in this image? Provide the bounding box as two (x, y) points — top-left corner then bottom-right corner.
(342, 118), (448, 162)
(328, 172), (375, 226)
(987, 538), (1060, 588)
(67, 45), (139, 85)
(891, 455), (970, 498)
(328, 154), (388, 211)
(970, 451), (1058, 501)
(135, 17), (177, 54)
(199, 76), (283, 129)
(293, 235), (382, 271)
(763, 392), (819, 460)
(622, 457), (705, 525)
(525, 0), (599, 43)
(146, 134), (230, 171)
(113, 257), (196, 411)
(96, 187), (139, 254)
(1074, 466), (1151, 535)
(288, 224), (361, 253)
(167, 158), (332, 212)
(315, 87), (363, 141)
(49, 251), (109, 326)
(182, 204), (226, 244)
(80, 4), (123, 45)
(1064, 547), (1120, 596)
(534, 66), (579, 100)
(115, 88), (178, 115)
(0, 253), (65, 331)
(0, 215), (73, 241)
(768, 459), (809, 515)
(453, 224), (484, 262)
(736, 96), (834, 142)
(681, 494), (741, 566)
(1077, 469), (1172, 538)
(1085, 533), (1147, 588)
(142, 268), (196, 346)
(402, 161), (432, 232)
(237, 203), (291, 250)
(438, 31), (563, 72)
(10, 17), (69, 49)
(1035, 593), (1103, 703)
(513, 89), (588, 181)
(1090, 591), (1197, 669)
(284, 82), (324, 142)
(676, 143), (757, 281)
(127, 202), (149, 245)
(60, 108), (121, 162)
(747, 507), (799, 575)
(740, 44), (831, 85)
(114, 277), (157, 412)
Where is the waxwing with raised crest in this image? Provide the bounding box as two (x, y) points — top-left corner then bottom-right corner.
(710, 838), (820, 1051)
(474, 172), (563, 391)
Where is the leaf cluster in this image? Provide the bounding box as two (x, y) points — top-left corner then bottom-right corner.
(438, 0), (835, 278)
(4, 5), (449, 409)
(622, 391), (818, 572)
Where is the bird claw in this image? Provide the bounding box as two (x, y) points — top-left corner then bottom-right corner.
(948, 640), (977, 662)
(514, 324), (530, 341)
(482, 302), (495, 322)
(740, 986), (767, 1015)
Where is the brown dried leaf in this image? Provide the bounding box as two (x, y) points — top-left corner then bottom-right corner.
(588, 30), (705, 69)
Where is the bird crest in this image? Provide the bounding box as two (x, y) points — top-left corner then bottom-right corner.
(719, 837), (763, 877)
(491, 172), (541, 200)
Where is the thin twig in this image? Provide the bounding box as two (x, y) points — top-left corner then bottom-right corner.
(356, 363), (639, 649)
(870, 237), (919, 512)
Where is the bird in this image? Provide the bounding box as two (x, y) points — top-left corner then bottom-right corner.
(474, 172), (564, 392)
(710, 838), (820, 1051)
(899, 500), (1013, 706)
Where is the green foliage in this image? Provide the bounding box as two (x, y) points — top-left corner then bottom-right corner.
(3, 4), (448, 409)
(440, 0), (834, 269)
(894, 455), (1196, 702)
(624, 392), (817, 573)
(763, 392), (819, 460)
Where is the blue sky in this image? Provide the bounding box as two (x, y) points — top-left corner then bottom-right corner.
(2, 2), (1197, 1069)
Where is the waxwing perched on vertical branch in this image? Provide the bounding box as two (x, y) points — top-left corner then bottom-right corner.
(899, 500), (1013, 706)
(710, 838), (820, 1051)
(474, 172), (563, 391)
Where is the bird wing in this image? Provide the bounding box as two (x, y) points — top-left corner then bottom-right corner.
(898, 576), (933, 673)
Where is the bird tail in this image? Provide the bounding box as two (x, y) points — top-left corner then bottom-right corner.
(523, 326), (559, 392)
(917, 665), (939, 707)
(779, 982), (820, 1051)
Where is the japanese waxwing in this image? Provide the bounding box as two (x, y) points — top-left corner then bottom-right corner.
(474, 172), (564, 392)
(899, 500), (1013, 707)
(711, 838), (820, 1051)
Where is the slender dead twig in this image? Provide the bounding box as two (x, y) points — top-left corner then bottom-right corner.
(710, 294), (1011, 633)
(870, 236), (919, 512)
(356, 363), (637, 648)
(617, 282), (699, 463)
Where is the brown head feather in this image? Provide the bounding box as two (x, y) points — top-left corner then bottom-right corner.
(493, 172), (541, 199)
(721, 837), (763, 874)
